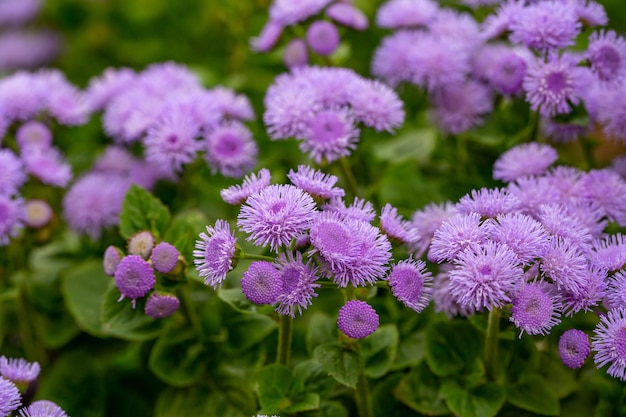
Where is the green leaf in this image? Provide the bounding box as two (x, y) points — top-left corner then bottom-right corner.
(539, 354), (578, 399)
(314, 343), (362, 388)
(425, 320), (483, 377)
(62, 260), (111, 336)
(119, 184), (171, 239)
(100, 283), (165, 341)
(391, 331), (426, 371)
(306, 312), (336, 355)
(155, 386), (248, 417)
(393, 361), (449, 416)
(163, 209), (208, 260)
(218, 288), (258, 314)
(507, 373), (560, 416)
(224, 313), (277, 352)
(149, 325), (206, 386)
(441, 381), (506, 417)
(256, 364), (292, 414)
(361, 324), (399, 378)
(284, 393), (320, 413)
(292, 359), (334, 396)
(373, 128), (437, 164)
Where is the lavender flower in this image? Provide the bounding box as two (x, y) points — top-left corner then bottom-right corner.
(322, 197), (376, 223)
(144, 111), (199, 172)
(114, 255), (155, 307)
(486, 212), (549, 265)
(151, 241), (179, 274)
(586, 30), (626, 87)
(411, 201), (457, 256)
(581, 169), (626, 225)
(287, 165), (344, 200)
(269, 0), (333, 26)
(538, 204), (593, 252)
(559, 329), (590, 369)
(18, 400), (68, 417)
(493, 143), (558, 183)
(371, 31), (420, 87)
(428, 212), (488, 263)
(428, 9), (482, 52)
(337, 300), (379, 339)
(193, 220), (237, 289)
(0, 149), (26, 196)
(326, 3), (368, 31)
(432, 264), (476, 318)
(388, 258), (432, 313)
(274, 252), (320, 317)
(220, 169), (272, 205)
(507, 176), (558, 216)
(204, 122), (257, 178)
(24, 199), (53, 228)
(283, 39), (308, 69)
(128, 231), (155, 260)
(379, 204), (420, 246)
(561, 266), (606, 316)
(0, 195), (24, 246)
(299, 108), (360, 164)
(456, 187), (521, 218)
(572, 0), (607, 27)
(375, 0), (438, 29)
(430, 80), (493, 134)
(251, 20), (283, 52)
(93, 146), (134, 175)
(0, 377), (21, 417)
(103, 245), (122, 276)
(22, 147), (72, 188)
(509, 1), (581, 51)
(606, 271), (626, 310)
(591, 234), (626, 272)
(350, 79), (405, 133)
(0, 357), (40, 385)
(476, 46), (528, 96)
(144, 292), (180, 319)
(481, 0), (525, 40)
(510, 281), (561, 337)
(84, 67), (136, 112)
(241, 261), (283, 305)
(15, 121), (52, 151)
(306, 20), (339, 56)
(0, 0), (40, 25)
(593, 308), (626, 381)
(540, 237), (589, 296)
(0, 72), (43, 121)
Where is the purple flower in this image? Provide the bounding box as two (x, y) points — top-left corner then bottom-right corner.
(430, 80), (493, 134)
(151, 241), (179, 274)
(542, 119), (588, 143)
(587, 30), (626, 87)
(572, 0), (607, 27)
(269, 0), (333, 26)
(114, 255), (155, 307)
(306, 20), (339, 56)
(0, 0), (40, 26)
(193, 220), (237, 288)
(287, 165), (345, 200)
(15, 121), (52, 151)
(220, 169), (272, 205)
(24, 199), (53, 228)
(486, 212), (549, 264)
(545, 166), (586, 204)
(326, 3), (368, 31)
(375, 0), (438, 29)
(432, 264), (476, 318)
(22, 147), (72, 188)
(18, 400), (68, 417)
(283, 39), (308, 69)
(456, 187), (521, 218)
(144, 111), (199, 172)
(0, 377), (21, 417)
(592, 235), (626, 272)
(371, 31), (421, 87)
(103, 245), (123, 276)
(264, 76), (316, 140)
(0, 356), (39, 385)
(84, 67), (136, 112)
(144, 292), (180, 319)
(449, 241), (524, 310)
(606, 271), (626, 311)
(481, 0), (524, 40)
(559, 329), (591, 369)
(388, 258), (432, 313)
(475, 45), (528, 96)
(561, 266), (606, 316)
(299, 108), (360, 164)
(274, 252), (320, 317)
(238, 184), (317, 252)
(428, 9), (482, 52)
(593, 307), (626, 381)
(510, 281), (561, 337)
(523, 55), (584, 117)
(493, 143), (558, 183)
(581, 169), (626, 225)
(411, 201), (457, 256)
(128, 231), (155, 260)
(0, 72), (44, 121)
(538, 204), (593, 252)
(251, 20), (283, 52)
(540, 237), (589, 296)
(39, 69), (89, 126)
(428, 212), (488, 263)
(460, 0), (500, 8)
(0, 195), (24, 246)
(349, 79), (405, 133)
(507, 176), (558, 216)
(337, 300), (379, 339)
(379, 204), (420, 246)
(0, 149), (26, 196)
(322, 197), (376, 223)
(0, 30), (61, 73)
(93, 146), (135, 175)
(241, 261), (283, 305)
(309, 212), (391, 287)
(208, 87), (255, 122)
(509, 1), (581, 51)
(204, 122), (257, 178)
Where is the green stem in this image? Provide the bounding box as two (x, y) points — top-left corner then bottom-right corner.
(17, 277), (46, 366)
(276, 314), (293, 366)
(355, 369), (374, 417)
(238, 252), (275, 262)
(484, 308), (502, 382)
(337, 158), (361, 199)
(579, 135), (596, 170)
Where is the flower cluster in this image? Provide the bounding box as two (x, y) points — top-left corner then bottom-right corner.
(103, 230), (181, 317)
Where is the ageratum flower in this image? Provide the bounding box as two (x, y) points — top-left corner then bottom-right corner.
(128, 231), (155, 260)
(18, 400), (68, 417)
(430, 80), (493, 134)
(0, 72), (44, 121)
(411, 201), (457, 257)
(538, 204), (593, 252)
(238, 184), (317, 252)
(456, 187), (521, 218)
(0, 195), (24, 246)
(0, 0), (40, 25)
(220, 169), (272, 205)
(204, 121), (257, 178)
(480, 0), (524, 40)
(591, 234), (626, 272)
(510, 281), (561, 337)
(475, 45), (528, 96)
(376, 0), (438, 29)
(15, 121), (52, 151)
(103, 245), (122, 276)
(509, 1), (581, 51)
(269, 0), (332, 26)
(22, 147), (72, 188)
(540, 237), (589, 295)
(559, 329), (591, 369)
(337, 300), (379, 339)
(299, 108), (360, 164)
(493, 143), (558, 183)
(24, 199), (53, 228)
(388, 258), (432, 313)
(0, 149), (26, 196)
(306, 20), (339, 56)
(241, 261), (283, 305)
(428, 212), (488, 263)
(144, 292), (180, 319)
(379, 204), (420, 246)
(322, 197), (376, 222)
(486, 212), (549, 265)
(326, 3), (368, 31)
(193, 220), (237, 288)
(283, 39), (308, 69)
(587, 30), (626, 87)
(605, 271), (626, 310)
(151, 241), (179, 274)
(561, 266), (606, 316)
(287, 165), (344, 200)
(84, 67), (136, 112)
(572, 0), (607, 27)
(144, 110), (199, 172)
(593, 308), (626, 381)
(0, 356), (40, 385)
(581, 169), (626, 225)
(114, 255), (155, 307)
(0, 377), (21, 417)
(432, 264), (476, 318)
(274, 252), (320, 317)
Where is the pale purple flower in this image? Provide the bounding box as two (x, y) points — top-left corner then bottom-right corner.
(208, 86), (255, 122)
(376, 0), (438, 29)
(449, 241), (524, 310)
(411, 201), (457, 256)
(84, 67), (136, 112)
(204, 122), (257, 178)
(193, 220), (237, 288)
(15, 121), (52, 151)
(587, 30), (626, 87)
(606, 271), (626, 311)
(274, 252), (320, 317)
(128, 231), (155, 260)
(337, 300), (379, 339)
(545, 166), (586, 204)
(0, 356), (39, 385)
(39, 69), (89, 126)
(24, 199), (52, 228)
(428, 9), (482, 52)
(460, 0), (500, 7)
(144, 292), (180, 319)
(475, 45), (528, 96)
(114, 255), (156, 307)
(0, 30), (61, 72)
(0, 72), (44, 121)
(387, 258), (432, 313)
(251, 20), (283, 52)
(507, 176), (559, 216)
(287, 165), (345, 200)
(264, 76), (316, 139)
(93, 146), (134, 175)
(540, 237), (589, 295)
(151, 241), (179, 274)
(306, 20), (339, 56)
(510, 281), (561, 337)
(0, 377), (21, 417)
(432, 264), (476, 318)
(103, 245), (122, 276)
(559, 329), (590, 369)
(571, 0), (607, 27)
(128, 158), (176, 191)
(562, 266), (607, 317)
(0, 195), (24, 246)
(18, 400), (68, 417)
(220, 169), (272, 205)
(592, 235), (626, 272)
(0, 0), (41, 25)
(379, 203), (420, 246)
(538, 204), (593, 252)
(481, 0), (524, 40)
(456, 187), (521, 218)
(21, 147), (72, 188)
(430, 80), (493, 134)
(0, 149), (25, 196)
(242, 261), (283, 305)
(326, 3), (368, 30)
(269, 0), (333, 26)
(581, 169), (626, 225)
(486, 212), (549, 264)
(598, 86), (626, 142)
(283, 39), (308, 69)
(593, 307), (626, 381)
(322, 197), (376, 222)
(371, 30), (420, 87)
(509, 1), (581, 51)
(144, 111), (200, 172)
(349, 79), (405, 132)
(493, 143), (558, 182)
(428, 212), (488, 263)
(299, 108), (360, 164)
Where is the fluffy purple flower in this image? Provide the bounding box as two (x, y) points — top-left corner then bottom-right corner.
(593, 235), (626, 272)
(151, 241), (179, 274)
(561, 266), (606, 316)
(460, 0), (500, 7)
(379, 204), (420, 246)
(220, 169), (272, 205)
(371, 31), (420, 87)
(430, 81), (493, 134)
(306, 20), (339, 56)
(274, 252), (320, 317)
(581, 169), (626, 225)
(510, 281), (561, 337)
(349, 79), (405, 133)
(432, 265), (476, 318)
(538, 204), (593, 252)
(456, 187), (521, 218)
(449, 241), (524, 310)
(428, 212), (488, 263)
(251, 20), (283, 52)
(241, 261), (282, 305)
(481, 0), (524, 40)
(144, 111), (199, 172)
(299, 108), (360, 164)
(264, 77), (316, 140)
(587, 30), (626, 87)
(475, 46), (528, 96)
(15, 121), (52, 151)
(493, 143), (558, 183)
(287, 165), (344, 200)
(428, 9), (482, 52)
(593, 308), (626, 381)
(207, 87), (255, 122)
(0, 377), (21, 417)
(0, 149), (26, 196)
(128, 231), (155, 260)
(269, 0), (333, 26)
(509, 1), (581, 51)
(193, 220), (237, 288)
(606, 271), (626, 311)
(18, 400), (68, 417)
(0, 72), (44, 121)
(114, 255), (155, 306)
(204, 122), (257, 178)
(571, 0), (607, 27)
(0, 195), (24, 246)
(322, 197), (376, 222)
(559, 329), (591, 369)
(411, 201), (457, 256)
(523, 55), (584, 117)
(309, 212), (391, 287)
(0, 30), (61, 72)
(93, 147), (134, 175)
(84, 67), (136, 112)
(0, 356), (39, 385)
(544, 166), (586, 204)
(24, 199), (52, 228)
(238, 184), (317, 252)
(375, 0), (438, 29)
(507, 176), (557, 216)
(388, 258), (432, 313)
(39, 69), (89, 126)
(540, 237), (589, 295)
(326, 3), (368, 31)
(486, 212), (549, 264)
(337, 300), (379, 339)
(103, 245), (122, 276)
(144, 292), (180, 319)
(22, 147), (72, 188)
(0, 0), (40, 25)
(283, 39), (309, 69)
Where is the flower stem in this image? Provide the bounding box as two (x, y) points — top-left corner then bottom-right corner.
(484, 307), (501, 382)
(337, 157), (361, 199)
(238, 252), (275, 262)
(355, 371), (374, 417)
(277, 314), (293, 366)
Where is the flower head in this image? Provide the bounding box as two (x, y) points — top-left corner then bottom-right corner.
(493, 143), (558, 183)
(587, 30), (626, 87)
(204, 121), (257, 178)
(592, 234), (626, 272)
(379, 204), (420, 246)
(606, 271), (626, 310)
(0, 377), (21, 417)
(103, 245), (122, 276)
(326, 3), (368, 31)
(388, 258), (432, 313)
(299, 108), (360, 164)
(22, 147), (72, 188)
(486, 212), (549, 265)
(18, 400), (68, 417)
(114, 255), (156, 307)
(151, 241), (179, 274)
(322, 197), (376, 222)
(430, 80), (493, 134)
(269, 0), (332, 26)
(456, 187), (520, 218)
(193, 220), (237, 288)
(128, 231), (155, 260)
(349, 79), (405, 133)
(144, 292), (180, 319)
(428, 212), (488, 263)
(376, 0), (438, 29)
(306, 20), (339, 56)
(510, 281), (561, 337)
(0, 357), (40, 385)
(241, 261), (283, 305)
(274, 252), (320, 317)
(287, 165), (344, 200)
(0, 195), (24, 246)
(593, 308), (626, 381)
(559, 329), (591, 369)
(283, 39), (308, 69)
(221, 169), (271, 205)
(0, 149), (26, 196)
(509, 1), (581, 51)
(144, 111), (199, 172)
(337, 300), (379, 339)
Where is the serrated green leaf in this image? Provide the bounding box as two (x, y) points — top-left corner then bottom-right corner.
(393, 361), (449, 416)
(149, 325), (206, 386)
(425, 320), (483, 377)
(119, 184), (171, 239)
(507, 373), (560, 416)
(441, 381), (506, 417)
(292, 359), (334, 396)
(314, 343), (361, 388)
(362, 324), (399, 378)
(256, 364), (292, 414)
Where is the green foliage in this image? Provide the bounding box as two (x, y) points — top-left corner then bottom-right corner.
(119, 184), (171, 240)
(314, 343), (362, 389)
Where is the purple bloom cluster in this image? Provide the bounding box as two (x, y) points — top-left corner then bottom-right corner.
(264, 66), (404, 162)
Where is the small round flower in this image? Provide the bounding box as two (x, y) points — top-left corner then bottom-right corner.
(114, 255), (156, 307)
(241, 261), (282, 305)
(103, 245), (123, 276)
(593, 307), (626, 381)
(299, 108), (360, 164)
(204, 122), (257, 178)
(337, 300), (379, 339)
(540, 237), (589, 296)
(371, 31), (421, 87)
(376, 0), (438, 29)
(22, 147), (72, 188)
(283, 38), (309, 69)
(349, 79), (405, 133)
(144, 111), (199, 172)
(493, 143), (558, 183)
(538, 204), (593, 252)
(193, 220), (237, 288)
(0, 195), (24, 246)
(274, 252), (320, 317)
(144, 292), (180, 319)
(510, 281), (561, 337)
(287, 165), (344, 200)
(0, 149), (26, 196)
(84, 67), (136, 112)
(269, 0), (333, 26)
(509, 1), (581, 51)
(586, 30), (626, 87)
(151, 241), (179, 274)
(306, 20), (340, 56)
(18, 400), (68, 417)
(326, 3), (368, 31)
(128, 231), (155, 260)
(388, 258), (432, 313)
(428, 212), (488, 263)
(238, 184), (318, 252)
(220, 169), (272, 205)
(0, 356), (40, 385)
(24, 200), (53, 228)
(559, 329), (591, 369)
(0, 377), (21, 417)
(430, 80), (493, 134)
